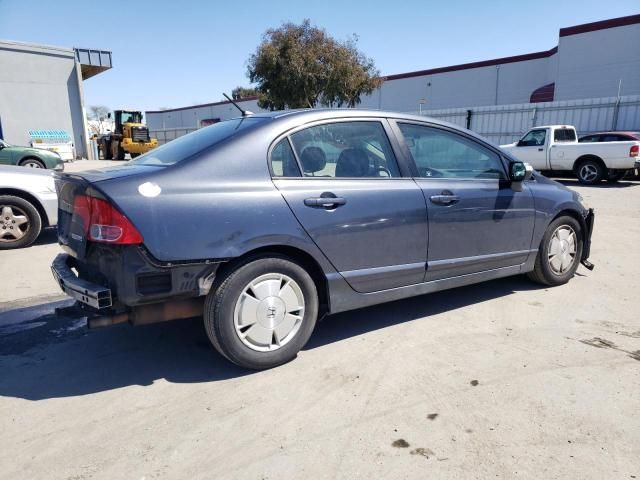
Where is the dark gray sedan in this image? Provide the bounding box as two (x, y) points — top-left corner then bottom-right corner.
(51, 109), (594, 369)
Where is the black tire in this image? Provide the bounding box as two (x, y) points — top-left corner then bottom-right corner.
(116, 144), (125, 160)
(204, 255), (319, 370)
(102, 140), (113, 160)
(527, 215), (583, 286)
(0, 195), (42, 250)
(131, 153), (140, 159)
(19, 157), (45, 169)
(606, 170), (626, 183)
(575, 158), (604, 185)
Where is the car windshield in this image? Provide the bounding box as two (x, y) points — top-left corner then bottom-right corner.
(130, 117), (265, 166)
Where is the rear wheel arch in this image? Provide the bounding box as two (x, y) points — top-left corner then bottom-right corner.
(0, 188), (49, 227)
(573, 154), (605, 172)
(214, 245), (330, 318)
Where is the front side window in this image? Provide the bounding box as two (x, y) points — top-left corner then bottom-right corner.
(519, 129), (547, 146)
(398, 123), (506, 180)
(289, 121), (400, 178)
(554, 128), (576, 142)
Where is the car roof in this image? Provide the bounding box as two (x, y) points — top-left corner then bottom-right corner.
(580, 131), (639, 136)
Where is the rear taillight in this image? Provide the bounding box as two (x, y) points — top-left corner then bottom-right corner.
(72, 194), (143, 244)
(630, 145), (639, 158)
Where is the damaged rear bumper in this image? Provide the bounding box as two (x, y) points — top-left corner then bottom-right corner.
(581, 208), (595, 270)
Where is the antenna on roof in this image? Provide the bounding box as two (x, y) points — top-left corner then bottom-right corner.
(223, 93), (254, 117)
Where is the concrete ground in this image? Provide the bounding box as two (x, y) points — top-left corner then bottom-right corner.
(0, 176), (638, 480)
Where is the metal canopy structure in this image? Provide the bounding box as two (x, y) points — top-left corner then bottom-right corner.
(75, 47), (112, 80)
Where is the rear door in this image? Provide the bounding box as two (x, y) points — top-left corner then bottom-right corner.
(271, 119), (428, 293)
(392, 121), (536, 281)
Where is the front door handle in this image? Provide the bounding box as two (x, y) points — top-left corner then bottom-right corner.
(429, 192), (460, 206)
(538, 147), (543, 151)
(304, 196), (346, 208)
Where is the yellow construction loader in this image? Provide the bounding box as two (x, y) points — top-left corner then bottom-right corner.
(99, 110), (157, 160)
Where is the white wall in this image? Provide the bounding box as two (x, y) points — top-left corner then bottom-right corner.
(555, 23), (640, 100)
(0, 41), (87, 156)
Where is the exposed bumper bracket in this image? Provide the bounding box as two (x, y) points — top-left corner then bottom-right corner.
(51, 253), (112, 309)
(580, 208), (595, 270)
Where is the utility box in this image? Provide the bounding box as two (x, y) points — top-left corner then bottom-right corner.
(28, 130), (75, 161)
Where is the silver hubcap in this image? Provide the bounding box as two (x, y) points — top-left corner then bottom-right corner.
(0, 205), (30, 242)
(548, 225), (577, 274)
(579, 164), (598, 182)
(233, 273), (305, 352)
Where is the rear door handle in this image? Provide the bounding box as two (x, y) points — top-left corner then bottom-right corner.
(429, 194), (460, 206)
(304, 196), (346, 208)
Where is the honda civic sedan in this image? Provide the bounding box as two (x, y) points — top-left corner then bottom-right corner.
(51, 109), (594, 369)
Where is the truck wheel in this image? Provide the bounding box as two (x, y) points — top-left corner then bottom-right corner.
(103, 140), (112, 160)
(527, 215), (583, 286)
(204, 255), (319, 370)
(0, 195), (42, 250)
(606, 170), (626, 183)
(131, 153), (140, 158)
(576, 159), (604, 185)
(116, 145), (125, 160)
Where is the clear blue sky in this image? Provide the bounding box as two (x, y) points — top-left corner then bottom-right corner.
(0, 0), (638, 112)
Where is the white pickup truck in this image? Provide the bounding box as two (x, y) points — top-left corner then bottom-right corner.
(501, 125), (640, 185)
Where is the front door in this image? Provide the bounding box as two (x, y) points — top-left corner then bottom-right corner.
(0, 141), (13, 165)
(511, 128), (548, 170)
(394, 122), (536, 281)
(271, 120), (428, 293)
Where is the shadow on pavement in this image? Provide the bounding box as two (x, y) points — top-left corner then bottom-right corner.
(32, 227), (58, 246)
(0, 276), (543, 401)
(556, 179), (639, 189)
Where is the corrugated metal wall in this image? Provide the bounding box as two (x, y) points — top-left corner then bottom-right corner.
(149, 95), (640, 147)
(417, 95), (640, 145)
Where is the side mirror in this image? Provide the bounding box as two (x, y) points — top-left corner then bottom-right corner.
(510, 162), (533, 191)
(107, 112), (112, 119)
(517, 140), (527, 147)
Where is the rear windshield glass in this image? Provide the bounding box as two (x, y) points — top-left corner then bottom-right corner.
(130, 117), (265, 166)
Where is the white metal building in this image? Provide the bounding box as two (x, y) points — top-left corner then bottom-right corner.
(146, 14), (640, 138)
(0, 40), (112, 159)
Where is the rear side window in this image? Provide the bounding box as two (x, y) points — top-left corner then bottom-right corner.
(398, 123), (506, 180)
(554, 128), (576, 142)
(130, 117), (264, 166)
(270, 139), (301, 177)
(288, 121), (401, 178)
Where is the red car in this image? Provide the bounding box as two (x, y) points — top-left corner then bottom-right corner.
(579, 131), (640, 180)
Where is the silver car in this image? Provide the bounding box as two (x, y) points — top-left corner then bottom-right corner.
(0, 165), (58, 249)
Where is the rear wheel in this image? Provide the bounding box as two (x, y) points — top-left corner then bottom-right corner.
(102, 140), (113, 160)
(131, 153), (141, 159)
(204, 255), (318, 369)
(19, 158), (45, 169)
(0, 195), (42, 249)
(606, 170), (627, 183)
(527, 216), (583, 286)
(576, 159), (604, 185)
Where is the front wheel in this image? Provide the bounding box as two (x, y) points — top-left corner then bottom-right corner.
(0, 195), (42, 249)
(527, 216), (583, 286)
(20, 158), (45, 169)
(204, 256), (319, 369)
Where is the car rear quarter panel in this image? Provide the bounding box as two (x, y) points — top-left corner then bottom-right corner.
(95, 127), (338, 276)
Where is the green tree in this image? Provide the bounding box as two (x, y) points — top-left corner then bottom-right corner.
(247, 20), (382, 110)
(231, 86), (259, 100)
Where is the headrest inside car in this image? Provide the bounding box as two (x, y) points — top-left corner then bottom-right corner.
(300, 146), (327, 175)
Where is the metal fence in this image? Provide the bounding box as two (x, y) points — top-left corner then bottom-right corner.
(414, 95), (640, 145)
(149, 95), (640, 147)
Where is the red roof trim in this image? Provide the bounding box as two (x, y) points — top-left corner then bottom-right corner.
(559, 14), (640, 37)
(384, 47), (558, 81)
(146, 96), (259, 114)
